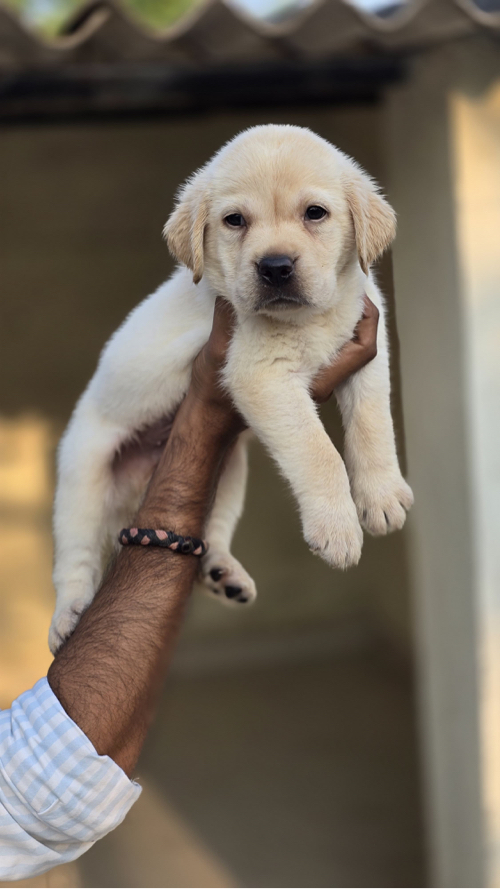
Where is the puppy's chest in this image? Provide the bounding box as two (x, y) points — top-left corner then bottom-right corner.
(232, 312), (355, 377)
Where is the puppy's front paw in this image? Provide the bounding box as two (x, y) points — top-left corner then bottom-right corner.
(304, 499), (363, 570)
(353, 472), (414, 536)
(200, 552), (257, 606)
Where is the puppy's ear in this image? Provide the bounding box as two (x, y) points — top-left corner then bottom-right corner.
(163, 171), (209, 285)
(343, 164), (396, 275)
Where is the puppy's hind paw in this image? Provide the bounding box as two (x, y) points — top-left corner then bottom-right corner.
(48, 597), (91, 655)
(200, 553), (257, 606)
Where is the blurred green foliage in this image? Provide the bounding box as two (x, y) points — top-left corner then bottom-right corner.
(3, 0), (201, 34)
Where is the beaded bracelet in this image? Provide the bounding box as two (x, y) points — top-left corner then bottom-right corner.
(118, 527), (208, 557)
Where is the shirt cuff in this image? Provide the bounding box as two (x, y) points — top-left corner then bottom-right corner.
(1, 677), (141, 844)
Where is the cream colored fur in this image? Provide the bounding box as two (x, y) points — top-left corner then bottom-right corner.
(49, 125), (413, 653)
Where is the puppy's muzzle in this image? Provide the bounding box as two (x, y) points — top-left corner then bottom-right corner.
(256, 254), (308, 310)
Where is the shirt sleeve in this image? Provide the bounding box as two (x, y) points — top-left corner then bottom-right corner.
(0, 677), (141, 880)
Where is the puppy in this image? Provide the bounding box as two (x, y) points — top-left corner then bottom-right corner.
(49, 124), (413, 654)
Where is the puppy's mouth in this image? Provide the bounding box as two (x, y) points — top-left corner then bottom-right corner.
(255, 290), (310, 312)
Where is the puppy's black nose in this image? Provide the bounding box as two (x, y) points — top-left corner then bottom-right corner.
(258, 255), (295, 287)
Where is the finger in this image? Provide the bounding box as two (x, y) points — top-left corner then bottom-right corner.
(311, 300), (379, 402)
(353, 297), (379, 346)
(311, 342), (360, 403)
(209, 297), (237, 359)
(362, 294), (379, 320)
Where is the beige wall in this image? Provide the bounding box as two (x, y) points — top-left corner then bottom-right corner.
(0, 104), (413, 702)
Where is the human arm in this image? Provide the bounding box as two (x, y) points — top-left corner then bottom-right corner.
(47, 304), (244, 777)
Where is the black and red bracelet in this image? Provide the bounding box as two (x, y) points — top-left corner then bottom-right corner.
(118, 527), (208, 557)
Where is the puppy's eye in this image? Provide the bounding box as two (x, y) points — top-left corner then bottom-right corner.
(225, 213), (245, 227)
(305, 206), (327, 221)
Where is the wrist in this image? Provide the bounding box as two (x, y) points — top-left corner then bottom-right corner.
(134, 392), (240, 532)
(183, 387), (245, 442)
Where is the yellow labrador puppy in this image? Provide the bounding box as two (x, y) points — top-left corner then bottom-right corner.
(50, 124), (413, 653)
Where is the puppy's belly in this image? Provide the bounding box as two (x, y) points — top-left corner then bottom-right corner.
(111, 409), (179, 492)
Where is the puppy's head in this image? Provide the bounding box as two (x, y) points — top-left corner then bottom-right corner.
(164, 125), (395, 317)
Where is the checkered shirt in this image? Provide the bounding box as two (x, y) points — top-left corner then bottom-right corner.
(0, 677), (141, 880)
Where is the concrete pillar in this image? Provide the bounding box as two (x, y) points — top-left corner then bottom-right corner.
(385, 39), (500, 888)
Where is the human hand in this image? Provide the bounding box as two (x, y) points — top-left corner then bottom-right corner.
(311, 295), (379, 403)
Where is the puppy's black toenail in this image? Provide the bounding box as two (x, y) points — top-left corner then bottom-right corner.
(225, 585), (242, 599)
(362, 509), (368, 521)
(210, 568), (224, 582)
(384, 511), (389, 525)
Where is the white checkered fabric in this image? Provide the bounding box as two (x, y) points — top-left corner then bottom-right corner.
(0, 677), (141, 880)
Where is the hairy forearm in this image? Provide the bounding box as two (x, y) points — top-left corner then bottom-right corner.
(48, 394), (237, 776)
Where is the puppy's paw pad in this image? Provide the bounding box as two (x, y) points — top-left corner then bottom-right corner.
(355, 475), (414, 537)
(48, 598), (89, 655)
(202, 554), (256, 607)
(224, 584), (244, 600)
